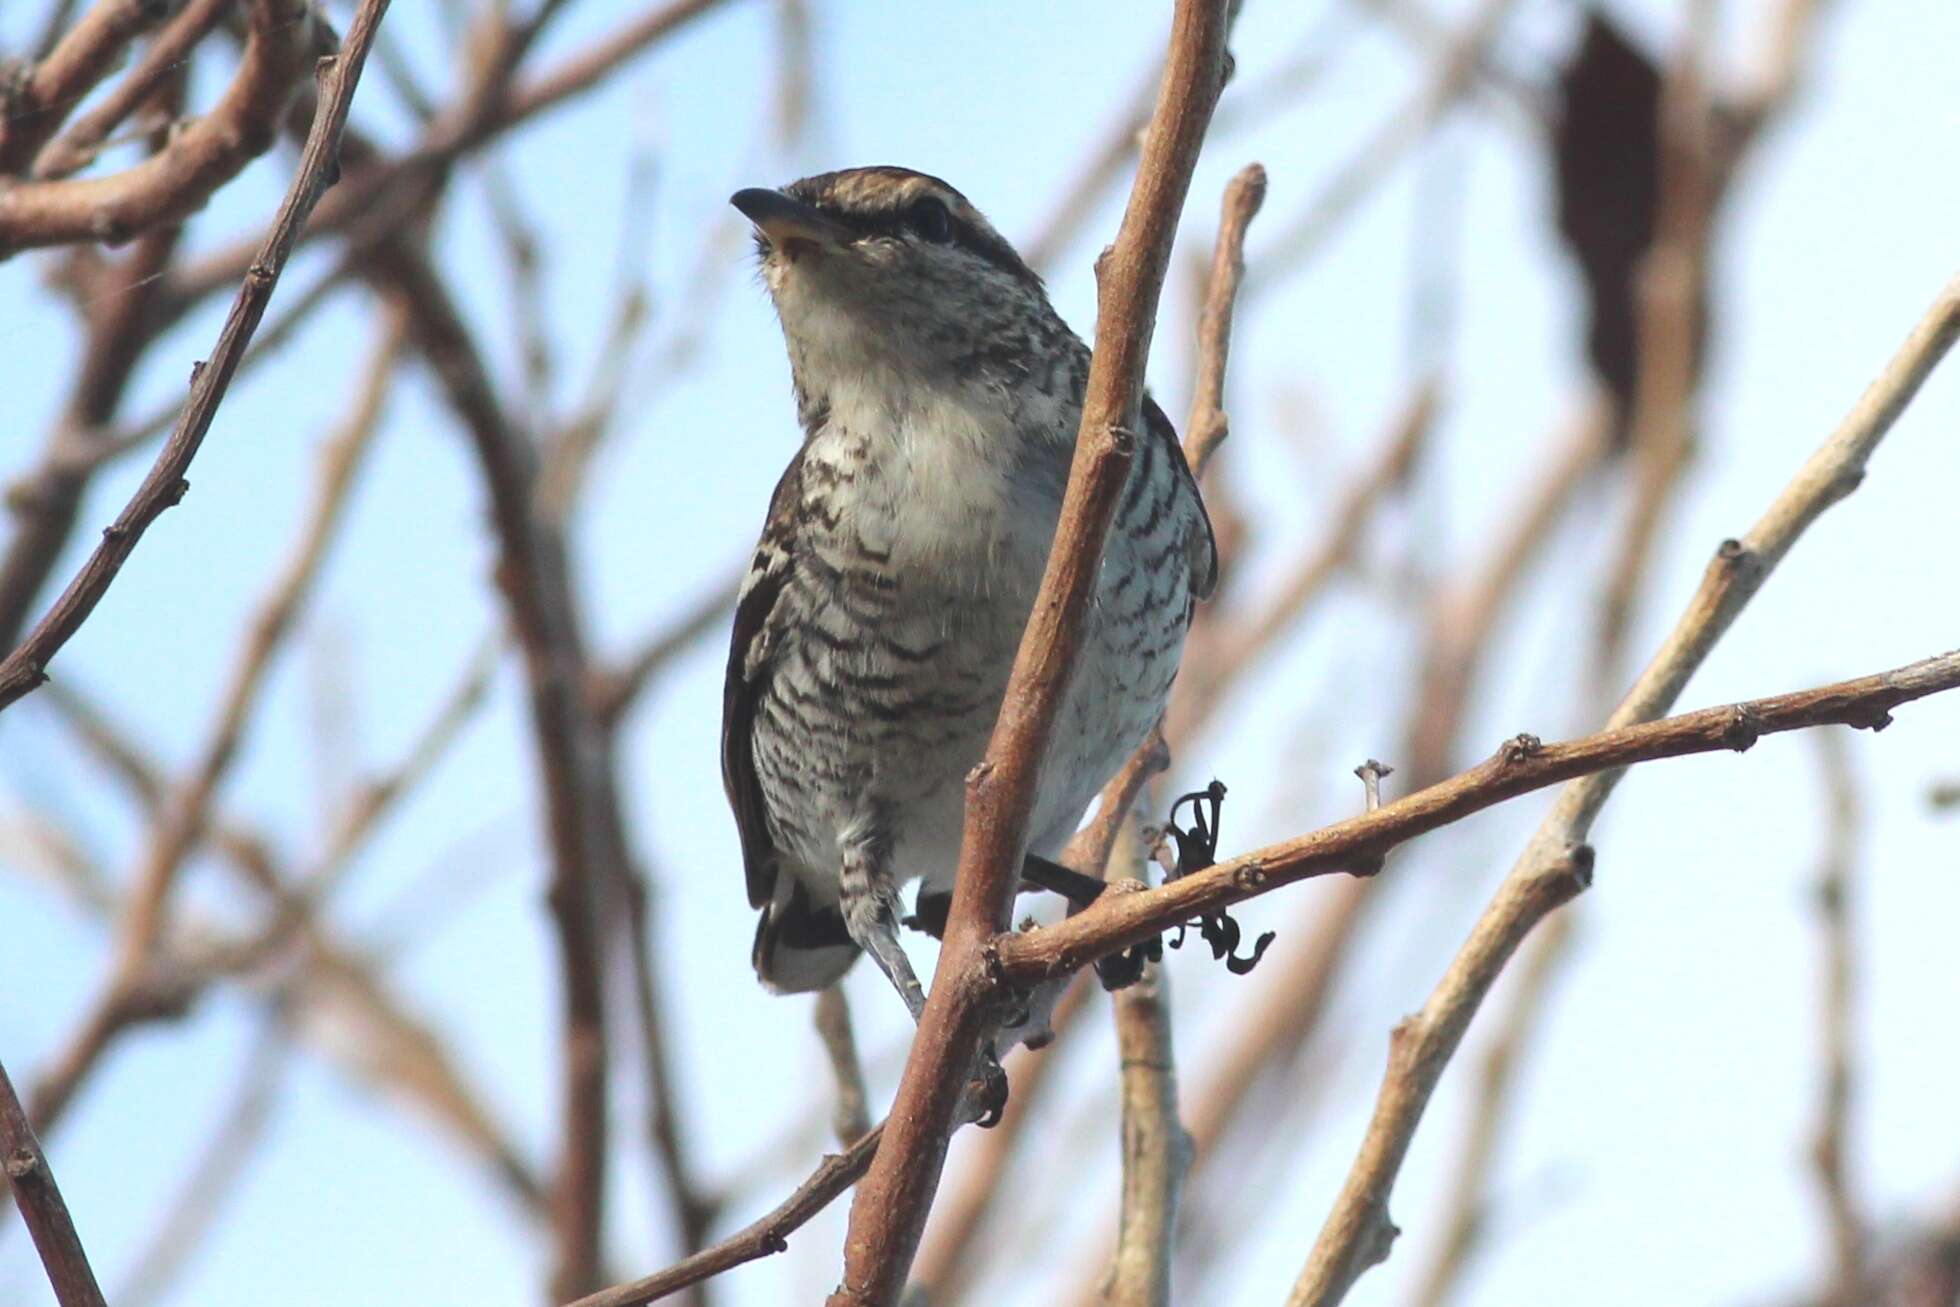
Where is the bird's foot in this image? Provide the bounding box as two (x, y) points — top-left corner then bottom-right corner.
(956, 1044), (1009, 1128)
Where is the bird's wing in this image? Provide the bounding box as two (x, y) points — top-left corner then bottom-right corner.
(722, 447), (805, 910)
(1143, 394), (1219, 601)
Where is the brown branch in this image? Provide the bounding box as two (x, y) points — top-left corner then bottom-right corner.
(1096, 817), (1191, 1307)
(1284, 271), (1960, 1307)
(0, 228), (180, 652)
(0, 0), (169, 173)
(827, 6), (1233, 1300)
(32, 0), (237, 180)
(907, 978), (1092, 1300)
(908, 737), (1165, 1299)
(0, 0), (393, 711)
(0, 0), (318, 254)
(1184, 162), (1266, 478)
(565, 1126), (884, 1307)
(1807, 729), (1866, 1306)
(0, 1055), (106, 1307)
(1002, 651), (1960, 989)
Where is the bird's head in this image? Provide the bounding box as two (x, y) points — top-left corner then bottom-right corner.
(731, 166), (1058, 386)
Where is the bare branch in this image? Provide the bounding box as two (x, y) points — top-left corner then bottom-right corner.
(0, 0), (319, 253)
(1184, 162), (1266, 478)
(566, 1126), (884, 1307)
(827, 5), (1234, 1298)
(0, 0), (394, 711)
(0, 1055), (106, 1307)
(1285, 272), (1960, 1307)
(0, 0), (171, 173)
(32, 0), (237, 180)
(1005, 651), (1960, 988)
(1096, 818), (1191, 1307)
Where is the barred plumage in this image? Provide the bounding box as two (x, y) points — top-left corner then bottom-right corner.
(722, 167), (1214, 1017)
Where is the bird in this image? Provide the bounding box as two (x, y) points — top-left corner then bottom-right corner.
(721, 165), (1216, 1032)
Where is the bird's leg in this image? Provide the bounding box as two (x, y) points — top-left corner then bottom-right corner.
(1019, 853), (1107, 907)
(841, 849), (1007, 1125)
(839, 846), (925, 1021)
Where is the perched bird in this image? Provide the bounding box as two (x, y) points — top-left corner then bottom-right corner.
(722, 166), (1216, 1028)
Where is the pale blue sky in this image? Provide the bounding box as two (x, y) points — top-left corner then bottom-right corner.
(2, 1), (1958, 1304)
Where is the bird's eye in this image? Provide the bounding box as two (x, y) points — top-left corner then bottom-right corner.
(908, 197), (953, 243)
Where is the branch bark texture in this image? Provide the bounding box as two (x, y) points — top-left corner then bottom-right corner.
(825, 3), (1234, 1301)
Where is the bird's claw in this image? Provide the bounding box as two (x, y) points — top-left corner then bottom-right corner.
(959, 1048), (1009, 1128)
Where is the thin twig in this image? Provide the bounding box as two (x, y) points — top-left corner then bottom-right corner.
(26, 310), (404, 1132)
(1184, 162), (1266, 478)
(565, 1126), (884, 1307)
(0, 1054), (107, 1307)
(0, 0), (395, 710)
(1284, 272), (1960, 1307)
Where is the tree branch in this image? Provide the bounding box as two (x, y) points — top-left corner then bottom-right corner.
(825, 5), (1233, 1299)
(1284, 270), (1960, 1307)
(0, 0), (393, 711)
(1184, 162), (1265, 478)
(0, 0), (170, 174)
(565, 1126), (884, 1307)
(0, 0), (319, 254)
(32, 0), (237, 180)
(1, 1054), (107, 1307)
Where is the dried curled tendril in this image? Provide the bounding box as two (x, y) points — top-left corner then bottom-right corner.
(1094, 780), (1276, 991)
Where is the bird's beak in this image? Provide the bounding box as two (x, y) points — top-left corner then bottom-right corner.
(730, 188), (851, 252)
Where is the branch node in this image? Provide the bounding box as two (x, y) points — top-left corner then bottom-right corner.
(5, 1145), (37, 1180)
(1231, 859), (1267, 892)
(1498, 732), (1543, 764)
(1566, 843), (1597, 893)
(1721, 704), (1762, 751)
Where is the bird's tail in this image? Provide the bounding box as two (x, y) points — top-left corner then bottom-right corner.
(752, 897), (859, 994)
